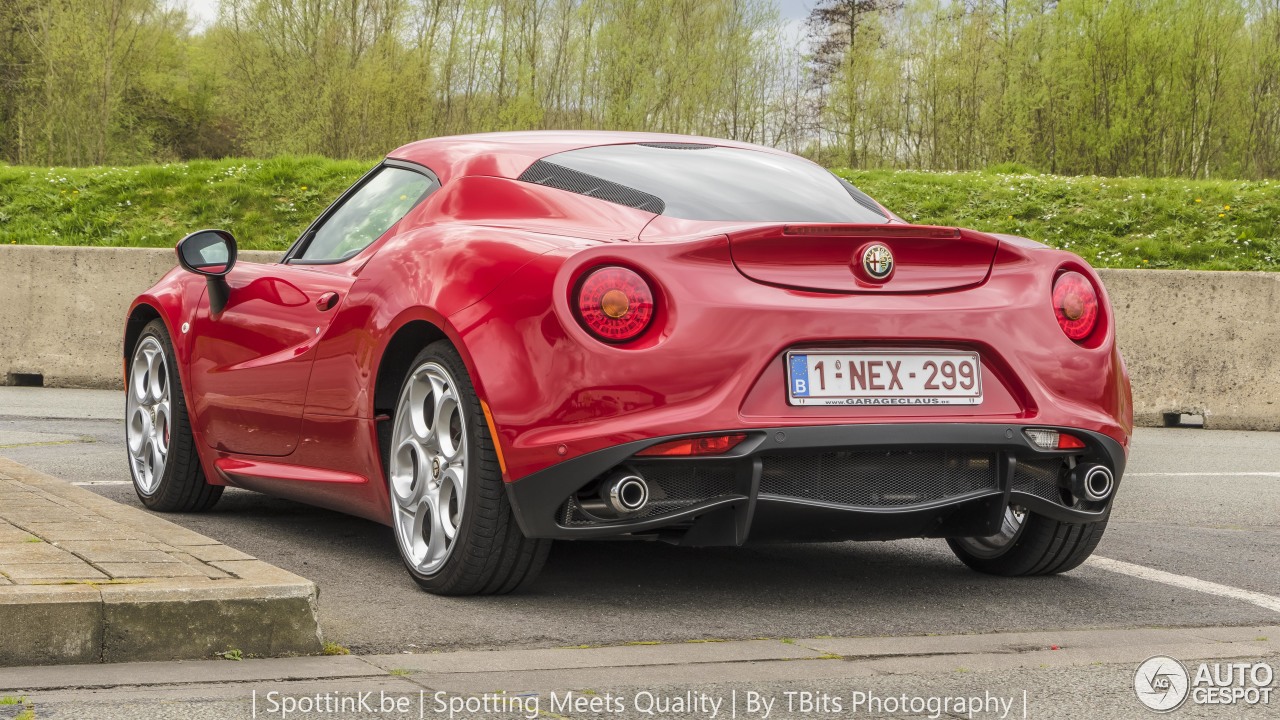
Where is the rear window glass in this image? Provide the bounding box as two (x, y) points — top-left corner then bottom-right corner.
(521, 143), (889, 223)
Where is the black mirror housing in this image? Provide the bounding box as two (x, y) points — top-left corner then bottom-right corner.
(176, 229), (238, 277)
(176, 229), (238, 315)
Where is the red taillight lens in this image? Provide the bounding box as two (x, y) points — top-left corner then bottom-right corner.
(1052, 271), (1099, 342)
(636, 434), (748, 457)
(1057, 433), (1087, 449)
(576, 266), (655, 342)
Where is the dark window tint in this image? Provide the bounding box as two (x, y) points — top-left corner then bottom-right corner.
(301, 167), (437, 262)
(527, 144), (889, 223)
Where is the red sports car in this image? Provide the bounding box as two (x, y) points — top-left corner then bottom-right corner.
(124, 132), (1132, 595)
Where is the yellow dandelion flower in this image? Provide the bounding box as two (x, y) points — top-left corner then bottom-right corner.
(1195, 198), (1201, 203)
(301, 185), (308, 190)
(1219, 213), (1225, 218)
(1224, 205), (1230, 210)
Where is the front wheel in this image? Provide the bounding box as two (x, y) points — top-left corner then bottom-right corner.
(387, 341), (550, 595)
(126, 319), (222, 512)
(946, 504), (1107, 575)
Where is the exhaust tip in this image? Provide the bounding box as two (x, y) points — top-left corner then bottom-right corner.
(1073, 464), (1114, 502)
(606, 474), (649, 515)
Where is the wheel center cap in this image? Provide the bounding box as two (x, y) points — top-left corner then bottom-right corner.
(431, 457), (441, 478)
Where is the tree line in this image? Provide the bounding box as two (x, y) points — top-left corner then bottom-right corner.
(1, 0), (1277, 179)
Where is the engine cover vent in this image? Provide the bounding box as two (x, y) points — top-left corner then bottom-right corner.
(518, 160), (666, 214)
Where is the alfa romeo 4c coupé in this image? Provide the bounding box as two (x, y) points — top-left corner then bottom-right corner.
(124, 132), (1132, 594)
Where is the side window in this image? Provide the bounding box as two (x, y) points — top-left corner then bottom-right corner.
(300, 166), (437, 262)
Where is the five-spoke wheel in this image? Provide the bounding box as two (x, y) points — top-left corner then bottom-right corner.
(388, 341), (550, 594)
(390, 362), (468, 575)
(125, 319), (222, 512)
(127, 336), (172, 495)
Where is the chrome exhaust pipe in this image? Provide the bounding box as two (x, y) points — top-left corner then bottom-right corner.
(1071, 464), (1115, 502)
(602, 472), (649, 515)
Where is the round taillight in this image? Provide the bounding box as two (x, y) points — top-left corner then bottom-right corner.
(576, 266), (655, 342)
(1052, 271), (1099, 341)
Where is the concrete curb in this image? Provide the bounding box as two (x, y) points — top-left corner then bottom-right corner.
(0, 457), (323, 666)
(1, 624), (1275, 693)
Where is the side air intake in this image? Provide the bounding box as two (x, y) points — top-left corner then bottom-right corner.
(518, 160), (666, 214)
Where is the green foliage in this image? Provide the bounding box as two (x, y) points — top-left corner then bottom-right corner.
(321, 641), (351, 656)
(838, 168), (1280, 271)
(2, 157), (1277, 270)
(2, 0), (1278, 183)
(810, 0), (1280, 179)
(0, 156), (369, 251)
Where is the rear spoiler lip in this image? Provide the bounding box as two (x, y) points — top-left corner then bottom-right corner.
(781, 223), (961, 239)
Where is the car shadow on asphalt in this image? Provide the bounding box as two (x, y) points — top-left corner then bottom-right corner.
(110, 485), (1262, 657)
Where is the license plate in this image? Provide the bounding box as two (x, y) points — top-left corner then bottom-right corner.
(786, 350), (983, 406)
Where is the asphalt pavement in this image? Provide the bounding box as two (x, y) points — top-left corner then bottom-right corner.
(1, 387), (1277, 659)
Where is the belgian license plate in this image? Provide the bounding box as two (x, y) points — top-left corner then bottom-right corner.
(786, 350), (983, 406)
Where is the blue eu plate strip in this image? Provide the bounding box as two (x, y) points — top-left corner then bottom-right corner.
(789, 354), (810, 396)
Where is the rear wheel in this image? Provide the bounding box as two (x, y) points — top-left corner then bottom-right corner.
(388, 341), (550, 595)
(126, 319), (222, 512)
(947, 504), (1107, 575)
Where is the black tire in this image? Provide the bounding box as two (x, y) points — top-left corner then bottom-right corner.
(392, 341), (550, 595)
(126, 319), (223, 512)
(946, 507), (1108, 576)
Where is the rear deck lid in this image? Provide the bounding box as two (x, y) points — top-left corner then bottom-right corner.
(727, 223), (1000, 294)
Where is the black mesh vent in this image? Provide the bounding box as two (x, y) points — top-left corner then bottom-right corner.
(637, 142), (716, 150)
(759, 451), (997, 507)
(518, 160), (666, 214)
(837, 177), (889, 218)
(559, 463), (737, 526)
(1011, 458), (1068, 505)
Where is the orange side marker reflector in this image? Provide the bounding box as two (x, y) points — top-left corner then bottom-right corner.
(479, 399), (508, 476)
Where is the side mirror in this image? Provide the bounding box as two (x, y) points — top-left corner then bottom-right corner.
(176, 229), (238, 315)
(176, 229), (237, 277)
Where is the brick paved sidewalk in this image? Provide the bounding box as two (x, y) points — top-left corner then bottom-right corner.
(0, 470), (254, 585)
(0, 457), (322, 665)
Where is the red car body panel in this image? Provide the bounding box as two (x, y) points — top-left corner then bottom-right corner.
(125, 131), (1133, 530)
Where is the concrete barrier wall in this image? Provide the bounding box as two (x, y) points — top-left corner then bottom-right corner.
(1101, 268), (1280, 431)
(0, 246), (277, 390)
(0, 246), (1277, 430)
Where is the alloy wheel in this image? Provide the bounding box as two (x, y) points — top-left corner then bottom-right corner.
(389, 361), (468, 575)
(126, 336), (171, 495)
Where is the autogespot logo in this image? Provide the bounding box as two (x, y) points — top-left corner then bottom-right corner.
(1135, 655), (1191, 712)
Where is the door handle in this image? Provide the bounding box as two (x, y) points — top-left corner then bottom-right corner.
(316, 292), (340, 311)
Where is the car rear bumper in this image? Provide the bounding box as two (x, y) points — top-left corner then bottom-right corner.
(504, 423), (1125, 545)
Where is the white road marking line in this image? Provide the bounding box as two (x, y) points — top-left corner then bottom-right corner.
(1125, 472), (1280, 477)
(71, 480), (132, 486)
(1088, 556), (1280, 614)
